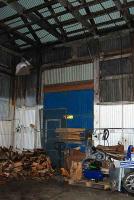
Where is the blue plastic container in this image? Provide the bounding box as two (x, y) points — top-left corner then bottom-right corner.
(83, 169), (104, 181)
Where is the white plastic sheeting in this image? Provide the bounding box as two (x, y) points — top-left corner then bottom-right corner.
(94, 103), (134, 149)
(14, 107), (41, 150)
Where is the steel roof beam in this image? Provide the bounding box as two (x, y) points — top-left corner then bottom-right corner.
(113, 0), (132, 28)
(1, 0), (133, 24)
(58, 0), (96, 35)
(79, 0), (98, 35)
(46, 0), (67, 41)
(0, 22), (36, 46)
(21, 15), (41, 44)
(0, 0), (108, 23)
(5, 2), (134, 33)
(4, 1), (64, 42)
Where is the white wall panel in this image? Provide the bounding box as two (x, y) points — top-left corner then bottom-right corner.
(42, 63), (93, 85)
(0, 121), (12, 147)
(94, 104), (134, 149)
(14, 107), (41, 150)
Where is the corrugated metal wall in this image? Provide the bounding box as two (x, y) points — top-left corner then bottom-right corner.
(94, 104), (134, 149)
(14, 107), (41, 150)
(42, 63), (93, 85)
(100, 56), (134, 102)
(16, 73), (37, 107)
(0, 73), (13, 147)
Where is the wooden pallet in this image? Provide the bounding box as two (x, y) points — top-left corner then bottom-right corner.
(67, 179), (111, 190)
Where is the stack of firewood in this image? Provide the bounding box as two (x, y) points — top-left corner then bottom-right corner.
(56, 128), (86, 141)
(0, 147), (54, 183)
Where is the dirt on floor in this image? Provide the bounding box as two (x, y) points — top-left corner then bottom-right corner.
(0, 179), (133, 200)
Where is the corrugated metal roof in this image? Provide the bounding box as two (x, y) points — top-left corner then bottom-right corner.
(15, 39), (26, 45)
(19, 0), (44, 9)
(47, 18), (56, 24)
(7, 19), (24, 28)
(129, 7), (134, 14)
(89, 4), (103, 12)
(52, 4), (66, 13)
(67, 31), (85, 37)
(35, 29), (49, 38)
(64, 23), (83, 32)
(71, 1), (81, 6)
(38, 7), (49, 12)
(40, 34), (58, 43)
(40, 10), (51, 18)
(115, 20), (126, 26)
(56, 28), (61, 33)
(31, 24), (41, 30)
(94, 14), (111, 24)
(79, 8), (87, 15)
(0, 5), (17, 20)
(86, 0), (94, 2)
(97, 23), (115, 30)
(101, 0), (115, 9)
(109, 11), (121, 19)
(18, 27), (29, 33)
(5, 17), (22, 25)
(58, 13), (74, 22)
(26, 33), (35, 41)
(20, 44), (32, 49)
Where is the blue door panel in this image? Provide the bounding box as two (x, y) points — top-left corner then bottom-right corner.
(44, 89), (94, 129)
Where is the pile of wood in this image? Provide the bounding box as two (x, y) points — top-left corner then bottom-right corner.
(56, 128), (85, 141)
(96, 144), (124, 160)
(0, 147), (54, 183)
(96, 144), (124, 154)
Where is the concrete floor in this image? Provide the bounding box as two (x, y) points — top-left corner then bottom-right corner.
(0, 180), (133, 200)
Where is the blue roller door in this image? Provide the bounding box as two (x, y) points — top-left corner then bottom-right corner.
(44, 89), (94, 129)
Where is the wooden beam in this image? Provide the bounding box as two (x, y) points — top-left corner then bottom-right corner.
(44, 81), (94, 93)
(58, 0), (95, 35)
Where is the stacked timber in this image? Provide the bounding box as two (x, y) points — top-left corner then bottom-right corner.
(0, 147), (53, 183)
(56, 128), (85, 141)
(96, 144), (124, 160)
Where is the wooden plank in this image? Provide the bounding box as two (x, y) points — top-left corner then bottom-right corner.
(67, 179), (111, 190)
(44, 81), (94, 93)
(56, 128), (85, 133)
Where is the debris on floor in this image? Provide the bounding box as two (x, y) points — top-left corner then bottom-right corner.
(0, 147), (54, 184)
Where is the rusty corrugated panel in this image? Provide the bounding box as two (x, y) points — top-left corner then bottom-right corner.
(100, 76), (134, 102)
(44, 81), (94, 93)
(16, 73), (37, 107)
(100, 34), (131, 53)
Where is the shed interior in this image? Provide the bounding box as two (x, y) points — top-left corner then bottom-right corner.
(0, 0), (134, 198)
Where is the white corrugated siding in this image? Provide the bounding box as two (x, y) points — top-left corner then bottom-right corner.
(14, 107), (41, 150)
(94, 104), (134, 149)
(42, 63), (93, 85)
(0, 121), (12, 147)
